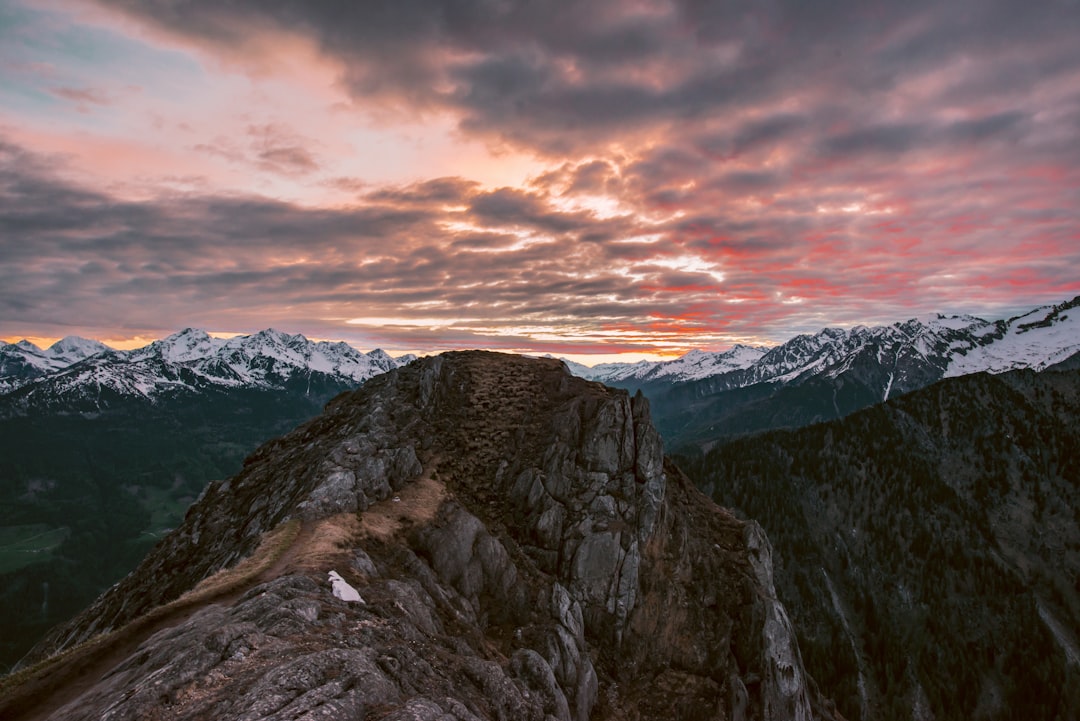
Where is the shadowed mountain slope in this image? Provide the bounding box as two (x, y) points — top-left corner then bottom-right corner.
(679, 368), (1080, 721)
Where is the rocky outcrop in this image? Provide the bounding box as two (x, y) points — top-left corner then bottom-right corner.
(5, 351), (835, 720)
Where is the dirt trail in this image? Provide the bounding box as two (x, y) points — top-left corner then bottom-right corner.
(0, 521), (316, 721)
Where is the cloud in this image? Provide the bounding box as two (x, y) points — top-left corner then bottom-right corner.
(192, 123), (321, 177)
(50, 86), (113, 112)
(85, 0), (1080, 154)
(3, 1), (1079, 355)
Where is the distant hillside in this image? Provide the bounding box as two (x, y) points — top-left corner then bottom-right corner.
(0, 386), (344, 672)
(678, 367), (1080, 720)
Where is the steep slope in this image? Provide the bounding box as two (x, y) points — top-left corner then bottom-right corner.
(678, 368), (1080, 721)
(3, 352), (836, 721)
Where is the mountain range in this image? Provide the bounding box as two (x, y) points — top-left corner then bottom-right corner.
(3, 298), (1076, 423)
(569, 297), (1080, 388)
(576, 297), (1080, 449)
(0, 328), (410, 412)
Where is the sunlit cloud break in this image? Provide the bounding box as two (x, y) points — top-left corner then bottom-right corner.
(1, 0), (1079, 360)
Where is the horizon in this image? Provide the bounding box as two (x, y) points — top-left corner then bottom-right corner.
(2, 1), (1079, 357)
(3, 293), (1071, 367)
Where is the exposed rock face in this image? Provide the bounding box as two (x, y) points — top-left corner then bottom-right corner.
(6, 351), (834, 720)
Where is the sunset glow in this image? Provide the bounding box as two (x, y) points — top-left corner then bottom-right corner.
(2, 0), (1079, 361)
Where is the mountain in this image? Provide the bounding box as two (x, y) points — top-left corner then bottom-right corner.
(677, 366), (1080, 721)
(578, 345), (769, 385)
(572, 298), (1080, 388)
(570, 297), (1080, 449)
(0, 336), (109, 393)
(0, 328), (403, 413)
(1, 351), (838, 721)
(0, 328), (411, 672)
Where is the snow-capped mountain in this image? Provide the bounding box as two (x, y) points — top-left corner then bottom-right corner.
(0, 336), (110, 393)
(571, 296), (1080, 448)
(571, 296), (1080, 397)
(0, 328), (409, 412)
(945, 301), (1080, 377)
(576, 345), (769, 385)
(130, 328), (401, 386)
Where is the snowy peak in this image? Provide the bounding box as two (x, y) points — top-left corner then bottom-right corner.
(1, 336), (112, 392)
(569, 344), (769, 384)
(137, 328), (223, 363)
(14, 339), (43, 352)
(0, 329), (412, 410)
(643, 344), (769, 382)
(567, 297), (1080, 392)
(47, 336), (110, 362)
(946, 297), (1080, 377)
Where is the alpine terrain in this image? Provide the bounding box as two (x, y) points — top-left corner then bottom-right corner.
(1, 351), (838, 721)
(0, 328), (409, 671)
(570, 297), (1080, 450)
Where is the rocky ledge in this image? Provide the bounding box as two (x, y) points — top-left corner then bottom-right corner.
(4, 351), (837, 720)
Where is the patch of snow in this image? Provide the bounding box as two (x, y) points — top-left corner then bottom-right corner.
(925, 313), (985, 331)
(945, 306), (1080, 377)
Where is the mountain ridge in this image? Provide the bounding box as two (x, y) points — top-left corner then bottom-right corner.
(4, 351), (837, 721)
(571, 296), (1080, 388)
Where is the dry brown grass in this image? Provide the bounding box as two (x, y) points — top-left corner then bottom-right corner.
(179, 519), (302, 600)
(289, 513), (362, 571)
(359, 475), (447, 541)
(0, 519), (301, 708)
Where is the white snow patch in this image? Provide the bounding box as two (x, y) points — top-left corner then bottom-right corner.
(946, 307), (1080, 377)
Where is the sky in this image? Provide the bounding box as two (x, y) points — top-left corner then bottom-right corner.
(1, 0), (1079, 362)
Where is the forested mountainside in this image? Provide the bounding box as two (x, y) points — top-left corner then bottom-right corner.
(678, 367), (1080, 720)
(0, 385), (346, 671)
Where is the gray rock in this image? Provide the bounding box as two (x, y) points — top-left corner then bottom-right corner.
(510, 649), (571, 721)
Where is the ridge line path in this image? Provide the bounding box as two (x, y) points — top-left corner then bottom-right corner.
(0, 521), (318, 721)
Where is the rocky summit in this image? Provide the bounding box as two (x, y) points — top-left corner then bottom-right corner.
(1, 351), (835, 721)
